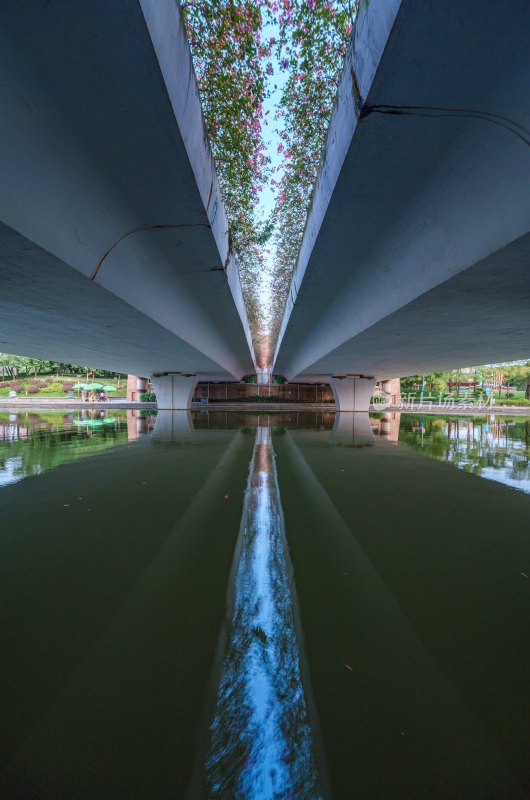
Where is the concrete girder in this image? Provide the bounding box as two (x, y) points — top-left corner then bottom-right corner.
(0, 0), (255, 379)
(273, 0), (530, 382)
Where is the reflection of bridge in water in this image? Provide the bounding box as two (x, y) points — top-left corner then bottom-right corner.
(0, 410), (529, 796)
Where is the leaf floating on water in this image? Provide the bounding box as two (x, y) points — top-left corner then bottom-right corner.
(342, 661), (353, 671)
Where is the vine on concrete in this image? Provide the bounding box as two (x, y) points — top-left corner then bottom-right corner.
(268, 0), (354, 355)
(182, 0), (273, 364)
(182, 0), (354, 366)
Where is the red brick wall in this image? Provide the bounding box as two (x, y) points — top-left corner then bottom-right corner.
(194, 382), (335, 403)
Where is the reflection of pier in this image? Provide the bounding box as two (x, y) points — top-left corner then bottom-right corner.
(150, 410), (194, 441)
(329, 412), (375, 447)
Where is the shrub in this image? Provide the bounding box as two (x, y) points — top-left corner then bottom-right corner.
(37, 381), (48, 388)
(40, 381), (64, 393)
(494, 397), (530, 407)
(0, 381), (12, 388)
(29, 378), (40, 385)
(26, 385), (39, 394)
(12, 384), (23, 392)
(45, 377), (54, 383)
(140, 393), (156, 402)
(62, 383), (74, 392)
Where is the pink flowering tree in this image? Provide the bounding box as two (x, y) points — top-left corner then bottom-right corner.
(182, 0), (274, 364)
(267, 0), (354, 354)
(183, 0), (354, 366)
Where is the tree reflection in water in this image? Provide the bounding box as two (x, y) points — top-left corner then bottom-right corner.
(397, 415), (530, 493)
(204, 427), (323, 800)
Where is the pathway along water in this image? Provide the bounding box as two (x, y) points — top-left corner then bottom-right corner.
(0, 409), (528, 799)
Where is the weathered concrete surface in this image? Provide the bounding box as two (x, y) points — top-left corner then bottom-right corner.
(329, 376), (376, 412)
(150, 373), (198, 410)
(0, 0), (254, 381)
(273, 0), (530, 382)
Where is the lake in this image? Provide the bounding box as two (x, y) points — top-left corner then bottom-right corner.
(0, 409), (528, 799)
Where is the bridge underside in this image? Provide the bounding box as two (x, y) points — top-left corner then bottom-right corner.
(273, 0), (530, 397)
(0, 223), (234, 382)
(0, 0), (255, 387)
(297, 231), (530, 383)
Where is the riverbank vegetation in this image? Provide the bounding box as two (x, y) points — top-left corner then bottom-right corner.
(400, 363), (530, 406)
(0, 354), (126, 397)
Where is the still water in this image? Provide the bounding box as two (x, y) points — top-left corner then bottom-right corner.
(0, 409), (528, 799)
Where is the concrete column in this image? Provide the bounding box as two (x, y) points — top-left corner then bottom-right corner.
(150, 373), (198, 410)
(329, 375), (376, 412)
(329, 412), (375, 447)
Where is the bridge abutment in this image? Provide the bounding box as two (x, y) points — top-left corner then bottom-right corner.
(330, 376), (376, 412)
(150, 373), (198, 409)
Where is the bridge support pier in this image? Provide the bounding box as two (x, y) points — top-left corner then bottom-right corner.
(150, 373), (198, 410)
(330, 375), (376, 412)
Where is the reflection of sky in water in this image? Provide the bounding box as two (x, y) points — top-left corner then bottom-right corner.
(398, 416), (530, 494)
(0, 455), (24, 487)
(205, 428), (322, 800)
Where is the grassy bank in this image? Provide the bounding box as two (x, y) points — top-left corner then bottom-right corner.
(0, 374), (126, 398)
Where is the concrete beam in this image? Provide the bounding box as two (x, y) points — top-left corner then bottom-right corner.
(329, 376), (376, 412)
(0, 0), (255, 378)
(273, 0), (530, 381)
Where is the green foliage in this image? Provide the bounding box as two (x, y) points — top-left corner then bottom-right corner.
(494, 397), (530, 406)
(0, 353), (122, 380)
(268, 0), (354, 351)
(182, 2), (355, 364)
(182, 0), (273, 363)
(39, 381), (66, 394)
(140, 393), (156, 402)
